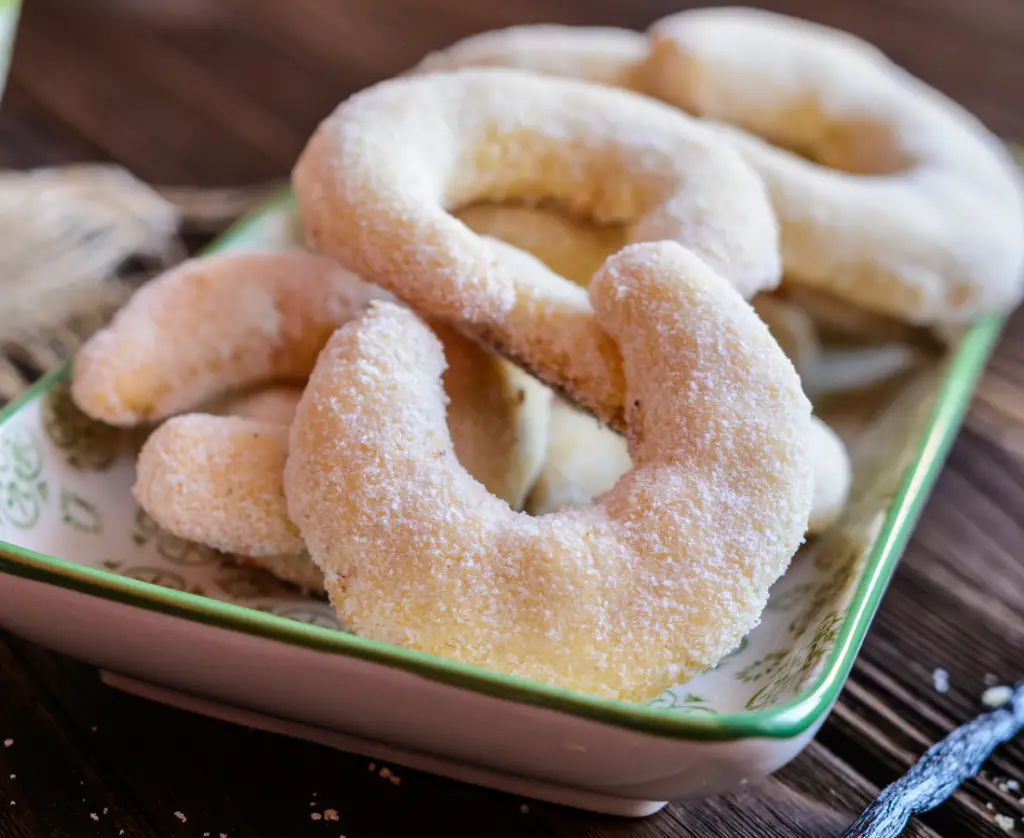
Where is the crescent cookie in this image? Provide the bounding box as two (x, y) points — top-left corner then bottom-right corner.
(133, 323), (552, 571)
(284, 242), (813, 701)
(525, 399), (632, 517)
(71, 251), (390, 427)
(411, 25), (649, 90)
(293, 68), (781, 429)
(644, 7), (1024, 325)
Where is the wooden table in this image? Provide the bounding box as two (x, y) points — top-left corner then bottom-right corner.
(1, 0), (1023, 835)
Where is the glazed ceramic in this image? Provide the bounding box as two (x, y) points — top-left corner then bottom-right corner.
(0, 194), (1004, 814)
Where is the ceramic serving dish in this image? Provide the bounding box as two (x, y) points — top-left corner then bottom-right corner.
(0, 192), (1005, 815)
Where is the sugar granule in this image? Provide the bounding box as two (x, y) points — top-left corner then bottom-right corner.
(932, 668), (949, 693)
(985, 673), (1000, 686)
(520, 804), (530, 814)
(982, 686), (1014, 708)
(90, 813), (99, 821)
(311, 813), (322, 821)
(994, 814), (1014, 831)
(174, 811), (187, 823)
(3, 739), (11, 748)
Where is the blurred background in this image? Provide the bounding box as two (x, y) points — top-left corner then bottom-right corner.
(2, 0), (1019, 187)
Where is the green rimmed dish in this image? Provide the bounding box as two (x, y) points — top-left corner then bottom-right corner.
(0, 191), (1006, 815)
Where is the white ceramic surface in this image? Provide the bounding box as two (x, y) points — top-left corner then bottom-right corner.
(0, 197), (968, 813)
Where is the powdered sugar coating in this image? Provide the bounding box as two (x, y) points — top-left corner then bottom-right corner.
(284, 243), (813, 702)
(645, 7), (1024, 325)
(293, 69), (781, 426)
(411, 25), (649, 91)
(131, 413), (325, 591)
(71, 251), (389, 426)
(134, 415), (304, 558)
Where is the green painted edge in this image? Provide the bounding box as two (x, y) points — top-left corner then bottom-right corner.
(0, 189), (1007, 742)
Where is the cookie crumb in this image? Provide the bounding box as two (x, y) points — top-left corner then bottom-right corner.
(91, 726), (97, 733)
(90, 813), (99, 821)
(311, 813), (322, 821)
(324, 810), (339, 822)
(367, 762), (376, 771)
(378, 765), (401, 785)
(994, 814), (1014, 831)
(982, 686), (1014, 708)
(932, 668), (949, 693)
(520, 804), (530, 814)
(174, 811), (187, 823)
(985, 673), (1000, 686)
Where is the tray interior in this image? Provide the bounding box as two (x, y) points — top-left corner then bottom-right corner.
(0, 199), (957, 714)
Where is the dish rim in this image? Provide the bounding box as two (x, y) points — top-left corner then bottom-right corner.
(0, 190), (1005, 742)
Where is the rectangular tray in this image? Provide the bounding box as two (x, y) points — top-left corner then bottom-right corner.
(0, 192), (1006, 813)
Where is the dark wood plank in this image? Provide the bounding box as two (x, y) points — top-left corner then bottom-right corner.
(535, 742), (942, 838)
(6, 633), (561, 838)
(0, 636), (160, 838)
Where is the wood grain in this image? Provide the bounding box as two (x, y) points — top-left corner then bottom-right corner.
(1, 0), (1023, 836)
